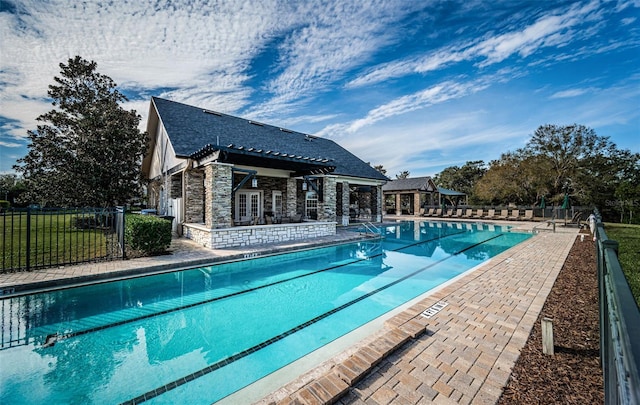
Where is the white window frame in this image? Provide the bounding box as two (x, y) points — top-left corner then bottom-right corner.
(235, 191), (263, 219)
(272, 191), (283, 217)
(305, 191), (318, 219)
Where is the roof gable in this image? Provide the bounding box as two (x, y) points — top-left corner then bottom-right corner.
(382, 176), (437, 192)
(150, 97), (388, 181)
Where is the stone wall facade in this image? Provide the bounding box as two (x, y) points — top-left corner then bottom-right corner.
(183, 222), (336, 249)
(341, 181), (350, 225)
(184, 169), (204, 223)
(286, 178), (297, 218)
(204, 162), (233, 228)
(318, 176), (337, 222)
(170, 173), (182, 198)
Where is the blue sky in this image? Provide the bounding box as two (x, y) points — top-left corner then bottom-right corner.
(1, 0), (638, 177)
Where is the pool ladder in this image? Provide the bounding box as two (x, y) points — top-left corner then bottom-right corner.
(360, 221), (382, 237)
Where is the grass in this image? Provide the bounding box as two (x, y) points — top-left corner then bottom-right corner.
(1, 210), (114, 272)
(604, 223), (640, 307)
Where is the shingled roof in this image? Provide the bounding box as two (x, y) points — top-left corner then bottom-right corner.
(382, 176), (437, 192)
(149, 97), (388, 181)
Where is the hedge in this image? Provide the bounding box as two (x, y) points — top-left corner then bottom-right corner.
(125, 214), (172, 255)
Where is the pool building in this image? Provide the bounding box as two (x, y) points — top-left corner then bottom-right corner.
(142, 97), (389, 249)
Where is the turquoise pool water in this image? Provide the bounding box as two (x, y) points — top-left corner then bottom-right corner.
(0, 221), (531, 404)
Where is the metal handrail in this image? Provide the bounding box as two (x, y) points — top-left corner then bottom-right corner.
(360, 221), (381, 237)
(595, 209), (640, 404)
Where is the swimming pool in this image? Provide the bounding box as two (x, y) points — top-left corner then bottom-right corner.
(0, 221), (531, 404)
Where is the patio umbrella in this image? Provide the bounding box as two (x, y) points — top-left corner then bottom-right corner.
(540, 196), (546, 218)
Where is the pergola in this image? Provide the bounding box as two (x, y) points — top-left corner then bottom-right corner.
(382, 177), (467, 215)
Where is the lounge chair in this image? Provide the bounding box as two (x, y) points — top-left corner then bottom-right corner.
(507, 209), (521, 220)
(471, 209), (484, 219)
(483, 209), (496, 219)
(462, 209), (474, 219)
(443, 209), (454, 218)
(451, 208), (463, 218)
(566, 212), (582, 227)
(423, 208), (435, 217)
(497, 209), (509, 220)
(433, 208), (443, 217)
(522, 209), (534, 221)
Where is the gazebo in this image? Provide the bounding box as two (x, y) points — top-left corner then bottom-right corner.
(382, 177), (467, 215)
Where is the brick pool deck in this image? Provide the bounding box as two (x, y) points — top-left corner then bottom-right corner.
(0, 218), (580, 404)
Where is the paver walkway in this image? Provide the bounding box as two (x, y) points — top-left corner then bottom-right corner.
(255, 223), (579, 404)
(0, 218), (580, 404)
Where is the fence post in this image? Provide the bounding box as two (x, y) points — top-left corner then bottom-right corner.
(25, 206), (31, 271)
(116, 206), (126, 260)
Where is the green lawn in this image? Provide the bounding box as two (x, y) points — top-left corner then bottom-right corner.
(1, 210), (114, 272)
(605, 223), (640, 307)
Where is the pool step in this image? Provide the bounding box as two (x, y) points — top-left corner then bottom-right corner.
(275, 321), (428, 404)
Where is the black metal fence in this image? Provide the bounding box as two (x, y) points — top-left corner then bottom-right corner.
(595, 209), (640, 404)
(1, 206), (126, 273)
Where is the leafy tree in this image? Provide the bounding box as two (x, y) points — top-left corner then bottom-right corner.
(14, 56), (148, 207)
(472, 124), (639, 218)
(474, 151), (558, 206)
(433, 160), (486, 198)
(395, 170), (410, 179)
(0, 174), (26, 205)
(373, 164), (387, 176)
(523, 124), (639, 214)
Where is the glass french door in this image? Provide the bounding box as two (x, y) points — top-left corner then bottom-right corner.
(236, 191), (262, 219)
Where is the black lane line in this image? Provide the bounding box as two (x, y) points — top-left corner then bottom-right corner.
(120, 233), (504, 404)
(37, 230), (469, 347)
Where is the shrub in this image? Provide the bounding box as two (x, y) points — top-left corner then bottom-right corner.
(125, 214), (172, 255)
(0, 200), (10, 211)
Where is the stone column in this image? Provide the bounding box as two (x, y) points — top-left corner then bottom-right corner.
(286, 178), (297, 217)
(375, 185), (383, 222)
(413, 192), (421, 215)
(395, 193), (401, 215)
(341, 181), (350, 226)
(319, 177), (337, 222)
(184, 169), (204, 224)
(204, 162), (233, 229)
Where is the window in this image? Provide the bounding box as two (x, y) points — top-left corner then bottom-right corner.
(272, 191), (283, 217)
(305, 191), (318, 219)
(235, 191), (262, 219)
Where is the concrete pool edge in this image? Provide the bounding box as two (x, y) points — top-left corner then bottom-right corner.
(252, 229), (578, 404)
(0, 229), (374, 297)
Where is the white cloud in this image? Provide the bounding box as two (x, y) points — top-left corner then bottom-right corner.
(252, 1), (422, 116)
(346, 0), (603, 87)
(550, 88), (591, 98)
(0, 0), (288, 139)
(322, 75), (495, 137)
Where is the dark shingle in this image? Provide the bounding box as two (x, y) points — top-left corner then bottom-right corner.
(382, 177), (436, 192)
(152, 97), (388, 181)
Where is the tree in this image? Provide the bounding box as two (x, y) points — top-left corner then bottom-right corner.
(434, 160), (486, 197)
(523, 124), (639, 214)
(524, 124), (609, 197)
(14, 56), (148, 207)
(395, 170), (410, 179)
(373, 164), (387, 176)
(471, 124), (639, 218)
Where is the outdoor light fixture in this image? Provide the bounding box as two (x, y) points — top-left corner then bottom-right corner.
(302, 181), (307, 191)
(252, 178), (258, 188)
